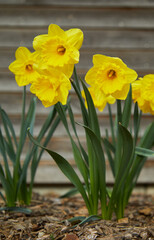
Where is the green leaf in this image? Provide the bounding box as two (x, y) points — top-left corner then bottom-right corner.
(72, 80), (89, 126)
(0, 206), (31, 214)
(103, 138), (115, 153)
(67, 102), (88, 165)
(0, 128), (12, 184)
(138, 122), (154, 148)
(81, 80), (101, 140)
(55, 103), (70, 134)
(67, 215), (100, 229)
(77, 123), (107, 218)
(55, 103), (89, 188)
(28, 129), (91, 213)
(18, 106), (61, 198)
(73, 67), (81, 92)
(107, 124), (134, 219)
(36, 106), (57, 142)
(117, 100), (122, 124)
(103, 137), (115, 177)
(122, 86), (132, 128)
(67, 216), (86, 225)
(78, 215), (100, 226)
(133, 103), (142, 145)
(135, 147), (154, 157)
(107, 104), (116, 146)
(60, 187), (79, 198)
(3, 138), (16, 163)
(0, 106), (17, 154)
(0, 172), (14, 206)
(70, 139), (89, 188)
(116, 123), (134, 177)
(127, 122), (154, 194)
(0, 191), (6, 203)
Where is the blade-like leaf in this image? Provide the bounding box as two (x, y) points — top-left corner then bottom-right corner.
(0, 129), (12, 184)
(55, 103), (89, 189)
(103, 138), (115, 153)
(116, 123), (134, 177)
(0, 191), (6, 203)
(127, 121), (154, 192)
(107, 123), (134, 219)
(71, 81), (89, 126)
(67, 102), (89, 165)
(36, 106), (57, 142)
(60, 187), (79, 198)
(77, 123), (107, 218)
(3, 138), (16, 163)
(81, 80), (101, 140)
(67, 215), (100, 229)
(135, 147), (154, 157)
(0, 206), (31, 214)
(107, 103), (116, 146)
(122, 86), (132, 128)
(0, 173), (14, 206)
(133, 103), (142, 145)
(103, 138), (115, 177)
(138, 122), (154, 148)
(0, 106), (18, 148)
(28, 129), (91, 213)
(73, 67), (81, 92)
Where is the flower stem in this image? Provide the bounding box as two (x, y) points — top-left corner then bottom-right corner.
(13, 86), (26, 191)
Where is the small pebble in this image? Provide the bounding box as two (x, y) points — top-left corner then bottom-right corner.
(37, 231), (45, 238)
(140, 231), (148, 240)
(124, 233), (132, 239)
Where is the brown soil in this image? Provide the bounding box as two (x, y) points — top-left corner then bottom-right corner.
(0, 192), (153, 240)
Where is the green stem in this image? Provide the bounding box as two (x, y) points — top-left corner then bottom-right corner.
(86, 135), (98, 215)
(117, 100), (122, 124)
(134, 109), (142, 146)
(13, 86), (26, 187)
(114, 100), (122, 176)
(107, 103), (116, 146)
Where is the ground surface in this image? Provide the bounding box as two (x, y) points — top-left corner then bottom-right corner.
(0, 192), (153, 240)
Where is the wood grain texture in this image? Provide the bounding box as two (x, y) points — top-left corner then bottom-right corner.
(2, 0), (154, 8)
(1, 29), (154, 49)
(0, 7), (154, 29)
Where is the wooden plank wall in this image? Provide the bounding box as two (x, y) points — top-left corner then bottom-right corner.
(0, 0), (154, 189)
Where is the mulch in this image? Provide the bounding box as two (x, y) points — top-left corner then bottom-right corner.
(0, 192), (153, 240)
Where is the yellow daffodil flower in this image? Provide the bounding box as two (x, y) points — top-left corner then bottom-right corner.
(33, 24), (83, 77)
(85, 54), (138, 100)
(82, 87), (115, 111)
(30, 67), (71, 107)
(132, 74), (154, 115)
(9, 47), (40, 86)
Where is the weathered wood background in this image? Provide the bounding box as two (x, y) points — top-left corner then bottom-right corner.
(0, 0), (154, 190)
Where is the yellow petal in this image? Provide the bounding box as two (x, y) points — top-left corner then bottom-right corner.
(30, 67), (71, 107)
(93, 54), (107, 66)
(56, 64), (74, 78)
(15, 74), (31, 86)
(68, 47), (79, 63)
(82, 87), (115, 112)
(9, 60), (24, 74)
(66, 28), (84, 49)
(85, 66), (98, 85)
(107, 95), (116, 104)
(15, 47), (31, 60)
(48, 24), (66, 38)
(93, 54), (128, 70)
(33, 34), (48, 50)
(112, 84), (130, 100)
